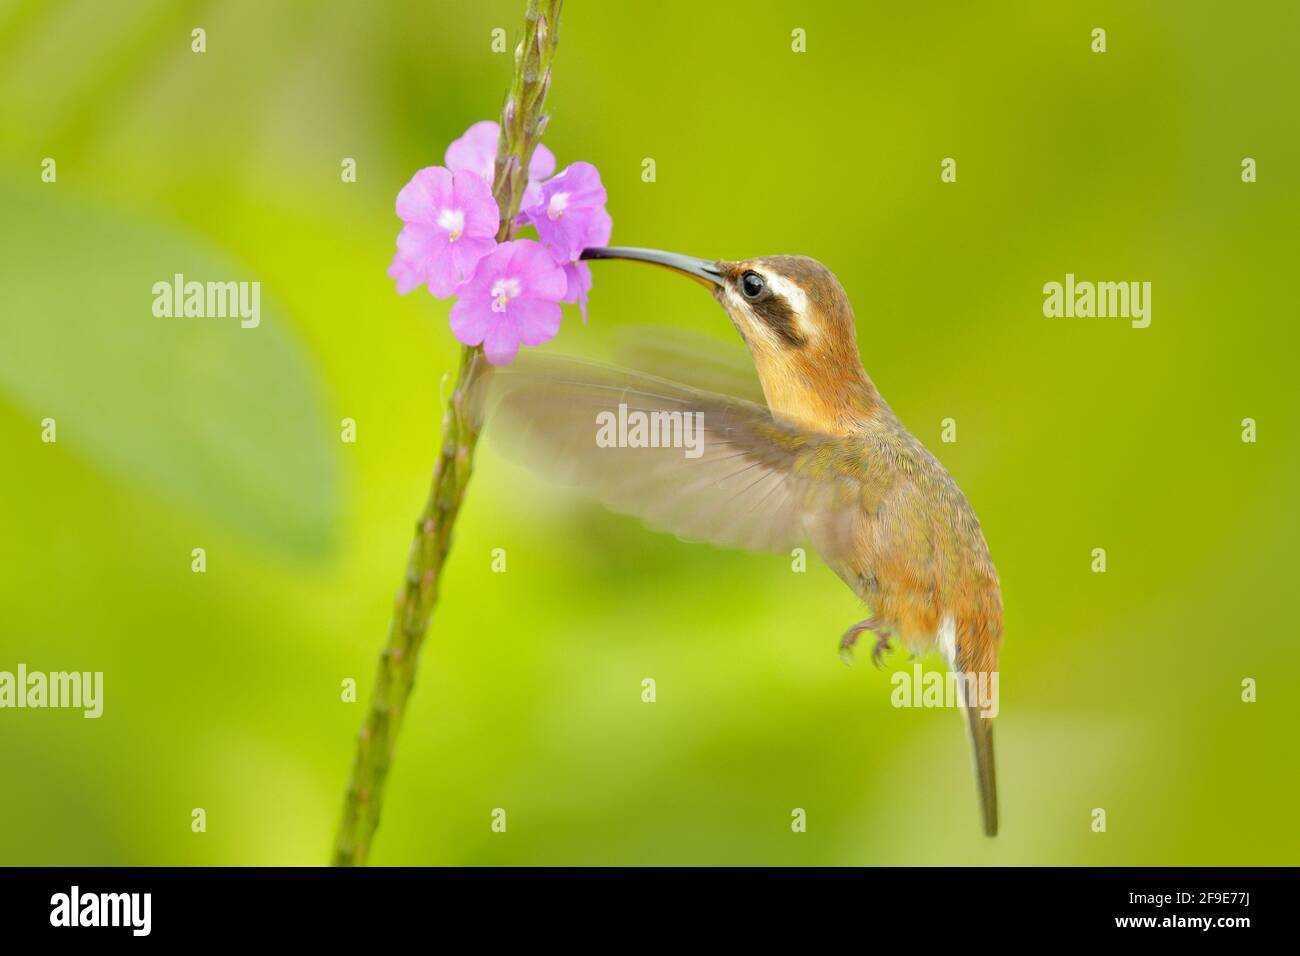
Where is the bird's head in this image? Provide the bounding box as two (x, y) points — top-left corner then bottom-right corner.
(581, 246), (879, 432)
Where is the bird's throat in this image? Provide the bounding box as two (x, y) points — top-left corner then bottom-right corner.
(751, 348), (881, 435)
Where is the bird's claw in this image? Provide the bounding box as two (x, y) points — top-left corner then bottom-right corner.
(839, 618), (890, 668)
(838, 625), (864, 665)
(870, 632), (891, 669)
(838, 642), (856, 667)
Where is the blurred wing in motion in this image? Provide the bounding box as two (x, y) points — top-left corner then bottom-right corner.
(480, 353), (882, 559)
(609, 325), (766, 405)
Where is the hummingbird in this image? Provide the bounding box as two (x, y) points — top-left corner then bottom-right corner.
(484, 246), (1003, 837)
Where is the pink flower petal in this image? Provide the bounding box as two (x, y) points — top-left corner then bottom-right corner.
(482, 315), (523, 366)
(584, 205), (613, 249)
(395, 223), (444, 262)
(504, 240), (568, 300)
(423, 248), (463, 298)
(446, 120), (556, 190)
(387, 252), (425, 295)
(509, 297), (563, 346)
(444, 120), (500, 183)
(527, 162), (610, 263)
(445, 239), (568, 365)
(395, 166), (454, 223)
(449, 297), (491, 346)
(450, 235), (497, 286)
(395, 223), (479, 296)
(552, 161), (605, 203)
(519, 181), (544, 217)
(529, 144), (556, 182)
(452, 170), (500, 238)
(392, 168), (499, 298)
(561, 260), (593, 320)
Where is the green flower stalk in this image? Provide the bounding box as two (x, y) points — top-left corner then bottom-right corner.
(332, 0), (564, 867)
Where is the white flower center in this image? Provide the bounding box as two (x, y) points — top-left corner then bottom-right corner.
(490, 277), (522, 313)
(546, 191), (569, 221)
(437, 207), (465, 241)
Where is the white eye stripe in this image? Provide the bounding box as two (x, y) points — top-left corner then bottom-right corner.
(758, 271), (808, 318)
(722, 267), (815, 346)
(747, 269), (814, 343)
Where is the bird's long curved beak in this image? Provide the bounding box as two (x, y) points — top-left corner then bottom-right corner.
(580, 246), (724, 288)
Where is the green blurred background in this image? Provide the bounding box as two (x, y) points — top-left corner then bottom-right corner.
(1, 0), (1296, 865)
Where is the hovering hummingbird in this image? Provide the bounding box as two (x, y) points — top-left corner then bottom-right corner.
(484, 246), (1003, 836)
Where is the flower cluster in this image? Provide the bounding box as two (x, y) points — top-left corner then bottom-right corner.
(388, 120), (611, 365)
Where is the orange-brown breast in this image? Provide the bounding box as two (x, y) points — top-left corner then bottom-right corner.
(828, 412), (1003, 674)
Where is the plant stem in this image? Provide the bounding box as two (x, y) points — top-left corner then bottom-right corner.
(331, 0), (563, 867)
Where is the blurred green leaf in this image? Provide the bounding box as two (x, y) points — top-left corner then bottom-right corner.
(0, 176), (339, 559)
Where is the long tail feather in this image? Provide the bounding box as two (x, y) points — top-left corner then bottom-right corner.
(963, 705), (998, 837)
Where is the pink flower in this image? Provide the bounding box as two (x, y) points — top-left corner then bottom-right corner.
(386, 252), (426, 294)
(560, 261), (593, 321)
(449, 240), (567, 366)
(392, 166), (499, 297)
(386, 118), (613, 355)
(521, 164), (611, 320)
(524, 162), (609, 265)
(444, 120), (556, 208)
(557, 201), (610, 321)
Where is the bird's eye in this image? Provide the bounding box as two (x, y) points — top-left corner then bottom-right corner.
(740, 270), (765, 299)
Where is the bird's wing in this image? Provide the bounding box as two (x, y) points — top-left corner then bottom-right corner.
(478, 353), (885, 559)
(608, 325), (766, 405)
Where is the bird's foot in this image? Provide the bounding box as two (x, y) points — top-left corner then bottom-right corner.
(870, 632), (893, 669)
(839, 618), (891, 668)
